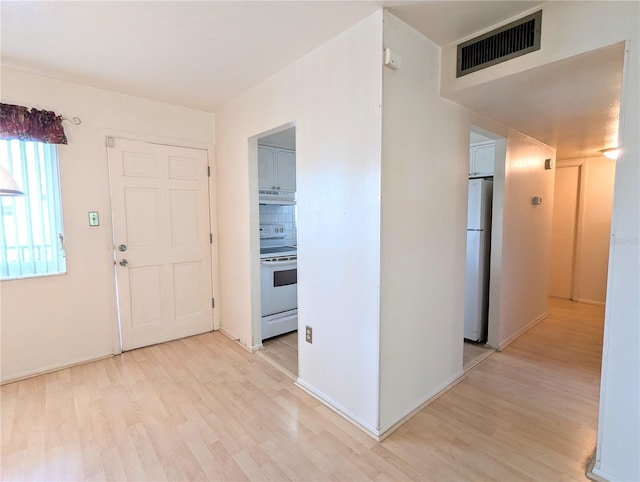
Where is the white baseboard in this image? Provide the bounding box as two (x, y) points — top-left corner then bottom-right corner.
(1, 353), (113, 385)
(296, 371), (467, 442)
(591, 466), (621, 482)
(295, 378), (380, 440)
(377, 370), (465, 440)
(578, 299), (606, 306)
(498, 312), (549, 351)
(218, 327), (257, 352)
(585, 450), (610, 482)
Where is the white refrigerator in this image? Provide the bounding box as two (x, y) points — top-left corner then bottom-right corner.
(464, 178), (493, 341)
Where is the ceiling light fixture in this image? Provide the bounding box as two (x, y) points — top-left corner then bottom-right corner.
(0, 166), (24, 196)
(600, 147), (620, 160)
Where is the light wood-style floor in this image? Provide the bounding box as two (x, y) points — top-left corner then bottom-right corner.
(463, 340), (494, 370)
(261, 332), (495, 377)
(260, 331), (298, 377)
(1, 298), (604, 481)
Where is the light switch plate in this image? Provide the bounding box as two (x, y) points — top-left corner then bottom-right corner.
(88, 211), (100, 226)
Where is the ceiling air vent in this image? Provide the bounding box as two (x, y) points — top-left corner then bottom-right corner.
(457, 10), (542, 77)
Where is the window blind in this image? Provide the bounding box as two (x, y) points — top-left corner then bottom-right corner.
(0, 139), (66, 279)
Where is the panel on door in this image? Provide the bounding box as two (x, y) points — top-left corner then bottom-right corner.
(108, 138), (213, 351)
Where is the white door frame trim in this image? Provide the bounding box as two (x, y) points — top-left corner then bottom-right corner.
(247, 121), (297, 351)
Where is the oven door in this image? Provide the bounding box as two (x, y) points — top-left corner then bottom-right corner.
(260, 258), (297, 317)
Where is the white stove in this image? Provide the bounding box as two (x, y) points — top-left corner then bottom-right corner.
(260, 245), (297, 259)
(259, 224), (297, 340)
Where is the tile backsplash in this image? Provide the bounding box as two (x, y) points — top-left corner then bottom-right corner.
(259, 204), (297, 244)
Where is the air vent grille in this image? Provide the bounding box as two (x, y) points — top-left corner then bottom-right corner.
(457, 11), (542, 77)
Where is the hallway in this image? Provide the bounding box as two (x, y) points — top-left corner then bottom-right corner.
(383, 297), (604, 480)
(1, 298), (603, 480)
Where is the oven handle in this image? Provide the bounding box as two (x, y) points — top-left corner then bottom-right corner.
(260, 259), (297, 267)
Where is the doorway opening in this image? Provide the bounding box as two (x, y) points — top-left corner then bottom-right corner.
(250, 124), (299, 378)
(463, 127), (506, 370)
(457, 49), (627, 469)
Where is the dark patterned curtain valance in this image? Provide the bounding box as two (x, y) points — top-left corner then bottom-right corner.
(0, 103), (68, 144)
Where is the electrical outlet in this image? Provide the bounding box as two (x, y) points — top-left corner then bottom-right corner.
(305, 326), (313, 344)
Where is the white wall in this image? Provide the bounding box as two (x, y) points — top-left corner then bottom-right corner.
(379, 12), (468, 431)
(598, 36), (640, 482)
(442, 2), (639, 479)
(578, 157), (615, 304)
(214, 12), (383, 431)
(488, 131), (556, 348)
(0, 67), (215, 383)
(441, 2), (636, 99)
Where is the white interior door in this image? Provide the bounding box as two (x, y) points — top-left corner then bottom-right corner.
(549, 165), (580, 299)
(108, 138), (213, 351)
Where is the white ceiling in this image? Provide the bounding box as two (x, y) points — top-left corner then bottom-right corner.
(446, 42), (625, 160)
(0, 1), (623, 160)
(1, 1), (384, 113)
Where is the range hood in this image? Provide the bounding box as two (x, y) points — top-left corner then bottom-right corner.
(259, 189), (296, 205)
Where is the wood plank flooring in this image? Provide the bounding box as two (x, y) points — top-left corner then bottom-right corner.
(1, 298), (604, 481)
(260, 331), (298, 377)
(463, 341), (494, 370)
(260, 334), (496, 378)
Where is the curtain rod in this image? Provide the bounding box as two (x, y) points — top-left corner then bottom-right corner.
(62, 116), (82, 126)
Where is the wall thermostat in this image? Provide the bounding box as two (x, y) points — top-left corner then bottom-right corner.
(384, 48), (401, 70)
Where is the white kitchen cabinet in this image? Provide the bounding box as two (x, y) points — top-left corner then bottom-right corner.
(275, 149), (296, 191)
(258, 146), (276, 189)
(258, 145), (296, 191)
(469, 141), (495, 178)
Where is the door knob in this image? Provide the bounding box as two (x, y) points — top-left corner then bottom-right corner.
(119, 259), (129, 267)
(118, 244), (127, 252)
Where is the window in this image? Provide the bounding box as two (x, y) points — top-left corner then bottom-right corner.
(0, 139), (65, 280)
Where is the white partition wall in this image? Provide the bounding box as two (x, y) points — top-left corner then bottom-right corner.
(215, 11), (384, 431)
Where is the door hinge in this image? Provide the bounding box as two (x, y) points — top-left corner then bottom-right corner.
(212, 298), (215, 309)
(210, 233), (213, 244)
(106, 137), (115, 148)
(207, 166), (211, 177)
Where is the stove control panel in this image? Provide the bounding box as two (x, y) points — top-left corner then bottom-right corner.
(259, 224), (286, 239)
